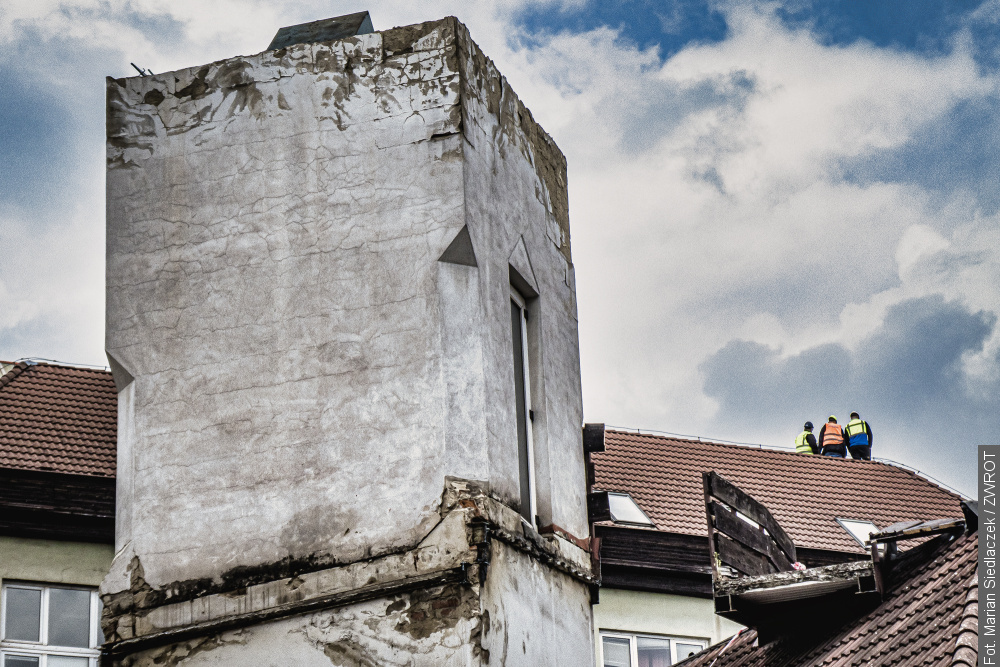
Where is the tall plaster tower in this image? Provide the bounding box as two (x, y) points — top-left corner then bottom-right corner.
(102, 13), (596, 666)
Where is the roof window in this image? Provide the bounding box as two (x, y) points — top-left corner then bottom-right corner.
(836, 518), (879, 547)
(608, 492), (654, 527)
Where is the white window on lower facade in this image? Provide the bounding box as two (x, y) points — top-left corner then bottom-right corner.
(1, 583), (102, 667)
(600, 631), (708, 667)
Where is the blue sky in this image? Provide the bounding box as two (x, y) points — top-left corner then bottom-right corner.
(2, 0), (998, 497)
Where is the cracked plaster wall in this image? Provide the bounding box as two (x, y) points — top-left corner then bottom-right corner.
(119, 584), (484, 667)
(453, 22), (587, 539)
(479, 541), (595, 666)
(105, 15), (588, 632)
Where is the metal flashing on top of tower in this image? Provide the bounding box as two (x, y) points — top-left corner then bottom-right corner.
(266, 11), (374, 51)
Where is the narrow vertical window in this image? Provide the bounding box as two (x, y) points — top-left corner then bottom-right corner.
(510, 288), (535, 523)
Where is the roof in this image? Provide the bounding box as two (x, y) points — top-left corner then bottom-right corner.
(592, 430), (963, 554)
(0, 361), (117, 477)
(678, 530), (978, 666)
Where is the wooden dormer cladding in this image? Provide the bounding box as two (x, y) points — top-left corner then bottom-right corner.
(703, 471), (797, 578)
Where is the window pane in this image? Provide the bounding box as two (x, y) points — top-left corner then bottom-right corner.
(510, 298), (531, 520)
(608, 493), (654, 526)
(4, 656), (40, 667)
(48, 588), (92, 648)
(675, 643), (705, 660)
(602, 636), (632, 667)
(48, 657), (90, 667)
(637, 636), (672, 667)
(4, 588), (42, 641)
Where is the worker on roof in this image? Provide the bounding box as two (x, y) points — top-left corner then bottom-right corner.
(795, 421), (818, 455)
(818, 415), (847, 457)
(845, 411), (873, 460)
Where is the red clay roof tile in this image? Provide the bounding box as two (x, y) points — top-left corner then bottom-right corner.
(0, 361), (117, 477)
(592, 430), (963, 554)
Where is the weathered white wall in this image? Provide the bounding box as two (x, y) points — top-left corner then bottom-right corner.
(104, 15), (592, 664)
(592, 589), (744, 655)
(106, 17), (586, 595)
(455, 22), (588, 538)
(123, 584), (484, 667)
(0, 537), (113, 588)
(481, 541), (595, 666)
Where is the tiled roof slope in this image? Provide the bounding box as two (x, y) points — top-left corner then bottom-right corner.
(677, 531), (978, 667)
(593, 430), (963, 553)
(0, 361), (117, 477)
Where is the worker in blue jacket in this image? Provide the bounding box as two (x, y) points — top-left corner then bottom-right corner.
(844, 411), (873, 460)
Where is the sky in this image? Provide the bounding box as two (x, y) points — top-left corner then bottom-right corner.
(2, 0), (998, 497)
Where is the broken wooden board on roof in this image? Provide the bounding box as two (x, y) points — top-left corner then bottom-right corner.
(703, 470), (797, 578)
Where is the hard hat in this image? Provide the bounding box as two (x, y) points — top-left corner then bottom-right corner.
(850, 411), (860, 419)
(804, 421), (813, 430)
(828, 415), (837, 422)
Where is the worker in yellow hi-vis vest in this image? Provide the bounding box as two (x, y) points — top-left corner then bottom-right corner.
(795, 422), (818, 454)
(845, 411), (873, 460)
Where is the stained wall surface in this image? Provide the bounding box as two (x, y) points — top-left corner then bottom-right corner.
(0, 537), (114, 588)
(121, 584), (485, 667)
(105, 15), (587, 604)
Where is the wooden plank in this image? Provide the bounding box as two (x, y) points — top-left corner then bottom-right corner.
(703, 472), (720, 580)
(878, 519), (921, 534)
(712, 501), (792, 572)
(873, 517), (964, 540)
(715, 533), (775, 577)
(705, 471), (797, 564)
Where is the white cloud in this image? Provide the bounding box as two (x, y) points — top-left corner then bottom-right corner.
(0, 197), (105, 365)
(1, 0), (997, 493)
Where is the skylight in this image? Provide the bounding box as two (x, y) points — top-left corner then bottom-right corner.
(836, 518), (879, 547)
(608, 493), (654, 526)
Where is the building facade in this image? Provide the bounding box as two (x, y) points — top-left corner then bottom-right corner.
(103, 15), (595, 666)
(0, 361), (117, 667)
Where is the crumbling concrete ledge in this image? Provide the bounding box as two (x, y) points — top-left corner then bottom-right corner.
(714, 560), (875, 607)
(102, 479), (595, 657)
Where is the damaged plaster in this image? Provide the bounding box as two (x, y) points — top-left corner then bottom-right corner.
(104, 15), (593, 666)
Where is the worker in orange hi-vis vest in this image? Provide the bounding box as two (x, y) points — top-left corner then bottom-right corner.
(818, 415), (847, 457)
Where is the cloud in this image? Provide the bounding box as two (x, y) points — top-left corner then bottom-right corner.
(0, 197), (105, 364)
(1, 0), (997, 495)
(702, 294), (997, 420)
(700, 295), (997, 492)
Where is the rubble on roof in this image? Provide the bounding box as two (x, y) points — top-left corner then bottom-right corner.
(678, 529), (978, 666)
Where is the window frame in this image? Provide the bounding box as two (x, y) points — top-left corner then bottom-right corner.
(835, 518), (880, 547)
(599, 630), (709, 666)
(510, 286), (537, 525)
(607, 492), (655, 527)
(0, 582), (102, 667)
